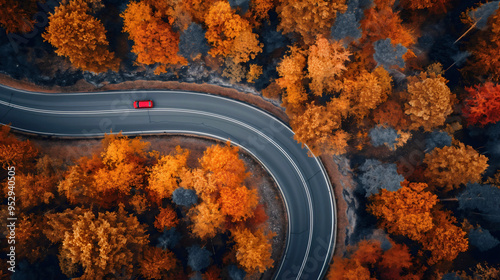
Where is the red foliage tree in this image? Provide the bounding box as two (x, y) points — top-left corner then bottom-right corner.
(463, 82), (500, 126)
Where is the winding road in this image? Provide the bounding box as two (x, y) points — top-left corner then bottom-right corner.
(0, 84), (336, 280)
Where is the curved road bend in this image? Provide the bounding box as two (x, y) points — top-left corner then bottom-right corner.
(0, 85), (336, 280)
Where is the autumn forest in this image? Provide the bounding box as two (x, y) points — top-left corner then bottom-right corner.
(1, 0), (500, 279)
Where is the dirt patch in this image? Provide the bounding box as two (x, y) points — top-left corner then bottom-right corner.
(24, 133), (287, 279)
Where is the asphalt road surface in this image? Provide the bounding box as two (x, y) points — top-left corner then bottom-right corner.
(0, 84), (336, 280)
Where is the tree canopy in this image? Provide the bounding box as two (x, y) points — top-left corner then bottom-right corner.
(121, 1), (187, 74)
(43, 0), (119, 73)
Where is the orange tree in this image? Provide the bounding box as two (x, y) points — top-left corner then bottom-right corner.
(14, 173), (57, 210)
(0, 0), (38, 33)
(247, 0), (275, 27)
(404, 72), (455, 131)
(276, 46), (308, 108)
(360, 3), (415, 48)
(58, 133), (149, 208)
(0, 125), (38, 170)
(199, 141), (249, 189)
(290, 99), (350, 156)
(44, 206), (148, 279)
(188, 199), (225, 239)
(399, 0), (451, 14)
(423, 142), (489, 191)
(182, 0), (217, 23)
(463, 82), (500, 127)
(231, 226), (275, 274)
(327, 239), (416, 279)
(204, 1), (262, 63)
(276, 0), (347, 45)
(420, 210), (469, 265)
(219, 186), (259, 222)
(342, 67), (392, 120)
(368, 181), (469, 265)
(43, 0), (119, 73)
(368, 181), (437, 241)
(139, 246), (178, 279)
(358, 2), (415, 66)
(463, 6), (500, 82)
(307, 37), (351, 96)
(277, 39), (352, 110)
(140, 0), (191, 30)
(121, 1), (187, 74)
(154, 206), (179, 231)
(147, 146), (189, 202)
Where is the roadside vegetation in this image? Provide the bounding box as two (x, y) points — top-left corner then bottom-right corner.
(0, 127), (275, 279)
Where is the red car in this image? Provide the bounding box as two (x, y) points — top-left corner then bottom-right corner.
(133, 100), (153, 109)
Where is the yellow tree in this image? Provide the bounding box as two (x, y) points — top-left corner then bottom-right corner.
(204, 1), (262, 63)
(189, 200), (225, 239)
(277, 0), (347, 44)
(367, 181), (437, 241)
(231, 227), (275, 273)
(43, 0), (119, 73)
(342, 67), (392, 120)
(404, 72), (455, 131)
(148, 146), (189, 202)
(0, 125), (39, 170)
(140, 0), (191, 30)
(291, 98), (350, 156)
(44, 206), (148, 279)
(0, 0), (38, 33)
(121, 1), (187, 74)
(246, 64), (263, 83)
(307, 37), (351, 96)
(154, 206), (179, 231)
(101, 133), (150, 166)
(57, 156), (101, 206)
(182, 0), (217, 23)
(423, 142), (489, 191)
(276, 47), (308, 108)
(59, 134), (149, 207)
